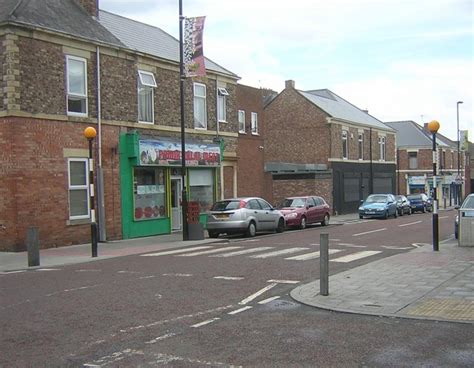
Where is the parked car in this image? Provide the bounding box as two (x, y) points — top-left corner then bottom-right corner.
(277, 196), (331, 229)
(206, 197), (285, 238)
(359, 194), (398, 219)
(407, 193), (432, 213)
(454, 193), (474, 239)
(395, 195), (412, 216)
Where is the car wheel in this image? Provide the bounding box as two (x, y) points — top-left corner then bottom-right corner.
(455, 228), (458, 239)
(276, 218), (285, 233)
(359, 215), (363, 219)
(383, 210), (388, 219)
(208, 230), (219, 238)
(399, 209), (403, 216)
(393, 210), (398, 218)
(321, 214), (329, 226)
(246, 221), (256, 237)
(300, 216), (307, 230)
(408, 208), (412, 215)
(422, 206), (426, 213)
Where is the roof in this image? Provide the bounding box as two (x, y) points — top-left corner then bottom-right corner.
(97, 10), (238, 78)
(298, 89), (394, 131)
(0, 0), (238, 79)
(0, 0), (124, 47)
(384, 121), (449, 148)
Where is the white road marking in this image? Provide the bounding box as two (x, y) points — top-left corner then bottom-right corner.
(162, 273), (193, 277)
(0, 270), (26, 274)
(117, 270), (141, 274)
(258, 296), (281, 304)
(228, 306), (253, 315)
(191, 317), (221, 328)
(75, 269), (101, 272)
(285, 249), (342, 261)
(46, 284), (102, 297)
(239, 283), (278, 305)
(381, 246), (413, 250)
(439, 216), (449, 219)
(141, 246), (213, 257)
(412, 243), (430, 248)
(241, 239), (260, 243)
(145, 333), (176, 344)
(267, 279), (300, 284)
(213, 276), (245, 281)
(331, 250), (382, 263)
(177, 246), (242, 257)
(210, 247), (274, 257)
(329, 239), (341, 241)
(353, 228), (386, 237)
(139, 275), (157, 279)
(398, 221), (422, 227)
(337, 243), (367, 248)
(249, 247), (309, 258)
(36, 268), (60, 271)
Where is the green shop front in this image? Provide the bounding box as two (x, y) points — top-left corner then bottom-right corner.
(120, 132), (221, 239)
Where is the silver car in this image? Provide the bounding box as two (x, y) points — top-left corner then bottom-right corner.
(206, 197), (285, 238)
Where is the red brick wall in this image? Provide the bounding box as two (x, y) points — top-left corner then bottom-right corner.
(223, 166), (234, 199)
(0, 35), (4, 111)
(74, 0), (97, 16)
(272, 177), (333, 209)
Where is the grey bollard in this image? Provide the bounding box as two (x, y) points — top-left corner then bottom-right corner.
(27, 227), (40, 267)
(320, 233), (329, 296)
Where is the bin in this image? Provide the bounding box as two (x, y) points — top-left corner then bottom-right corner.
(187, 201), (204, 240)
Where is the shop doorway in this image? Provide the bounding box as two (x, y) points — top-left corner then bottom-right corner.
(171, 177), (182, 231)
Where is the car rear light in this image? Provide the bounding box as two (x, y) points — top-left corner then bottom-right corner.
(239, 200), (247, 208)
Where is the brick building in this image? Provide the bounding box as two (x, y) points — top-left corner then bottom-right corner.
(0, 0), (239, 251)
(264, 80), (396, 214)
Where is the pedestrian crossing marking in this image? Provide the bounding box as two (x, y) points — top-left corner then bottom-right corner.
(210, 247), (274, 257)
(285, 249), (342, 261)
(249, 247), (309, 259)
(331, 250), (381, 263)
(141, 246), (213, 257)
(177, 246), (242, 257)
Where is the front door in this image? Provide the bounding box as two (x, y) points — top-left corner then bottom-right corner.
(171, 177), (182, 231)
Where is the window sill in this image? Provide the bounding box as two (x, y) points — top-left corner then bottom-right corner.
(239, 131), (246, 134)
(138, 121), (154, 124)
(67, 218), (91, 226)
(67, 112), (88, 117)
(251, 132), (259, 136)
(218, 120), (227, 123)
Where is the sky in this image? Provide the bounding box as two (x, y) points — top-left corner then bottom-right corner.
(100, 0), (473, 142)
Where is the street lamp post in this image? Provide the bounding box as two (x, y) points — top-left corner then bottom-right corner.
(84, 126), (98, 257)
(456, 101), (463, 205)
(427, 120), (440, 251)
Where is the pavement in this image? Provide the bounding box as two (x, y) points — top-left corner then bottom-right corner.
(1, 212), (473, 324)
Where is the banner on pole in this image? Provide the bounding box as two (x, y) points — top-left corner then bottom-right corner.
(184, 16), (206, 77)
(460, 130), (469, 151)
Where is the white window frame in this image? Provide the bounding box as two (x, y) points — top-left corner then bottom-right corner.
(342, 130), (348, 159)
(238, 110), (246, 133)
(193, 83), (207, 129)
(217, 88), (229, 123)
(137, 70), (156, 124)
(358, 132), (364, 160)
(379, 136), (386, 161)
(251, 112), (258, 135)
(66, 55), (88, 116)
(68, 158), (89, 220)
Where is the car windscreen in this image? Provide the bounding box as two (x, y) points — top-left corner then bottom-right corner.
(461, 196), (474, 209)
(211, 200), (241, 211)
(407, 195), (421, 201)
(365, 195), (388, 203)
(278, 198), (305, 208)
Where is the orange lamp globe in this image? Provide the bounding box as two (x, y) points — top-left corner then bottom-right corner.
(427, 120), (440, 134)
(84, 126), (97, 140)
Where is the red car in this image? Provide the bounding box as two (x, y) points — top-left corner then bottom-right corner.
(277, 196), (331, 229)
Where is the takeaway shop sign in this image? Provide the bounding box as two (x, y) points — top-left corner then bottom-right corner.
(139, 139), (220, 167)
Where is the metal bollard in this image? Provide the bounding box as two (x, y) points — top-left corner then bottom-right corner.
(320, 233), (329, 296)
(27, 227), (40, 267)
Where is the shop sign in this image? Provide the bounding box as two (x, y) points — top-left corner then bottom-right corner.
(408, 176), (425, 185)
(139, 139), (220, 167)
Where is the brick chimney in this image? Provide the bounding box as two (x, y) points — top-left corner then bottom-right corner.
(285, 80), (295, 89)
(75, 0), (98, 17)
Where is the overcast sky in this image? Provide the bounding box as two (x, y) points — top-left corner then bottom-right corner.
(100, 0), (473, 141)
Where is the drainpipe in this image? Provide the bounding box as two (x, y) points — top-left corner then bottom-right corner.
(96, 45), (106, 242)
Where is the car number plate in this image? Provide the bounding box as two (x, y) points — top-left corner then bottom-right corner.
(367, 211), (375, 214)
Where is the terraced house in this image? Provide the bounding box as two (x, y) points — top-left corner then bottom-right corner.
(0, 0), (239, 251)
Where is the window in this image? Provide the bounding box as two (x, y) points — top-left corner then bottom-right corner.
(68, 158), (89, 219)
(342, 130), (348, 159)
(441, 150), (446, 169)
(138, 70), (157, 123)
(217, 88), (229, 122)
(408, 151), (418, 169)
(251, 112), (258, 134)
(66, 56), (87, 116)
(194, 83), (207, 129)
(358, 132), (364, 160)
(133, 167), (166, 220)
(189, 169), (214, 213)
(238, 110), (246, 133)
(378, 136), (386, 161)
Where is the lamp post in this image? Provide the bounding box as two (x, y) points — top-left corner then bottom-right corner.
(84, 126), (98, 257)
(427, 120), (440, 251)
(456, 101), (463, 205)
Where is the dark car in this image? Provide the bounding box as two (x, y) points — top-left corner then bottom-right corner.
(359, 194), (398, 219)
(407, 193), (432, 213)
(395, 195), (412, 216)
(277, 196), (331, 229)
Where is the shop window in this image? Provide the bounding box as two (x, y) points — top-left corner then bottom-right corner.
(68, 158), (89, 219)
(133, 167), (166, 220)
(189, 169), (214, 213)
(66, 55), (87, 116)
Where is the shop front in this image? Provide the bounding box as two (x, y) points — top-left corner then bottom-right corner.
(120, 132), (220, 239)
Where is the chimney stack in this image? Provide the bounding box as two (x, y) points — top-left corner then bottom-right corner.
(285, 80), (295, 89)
(75, 0), (98, 17)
